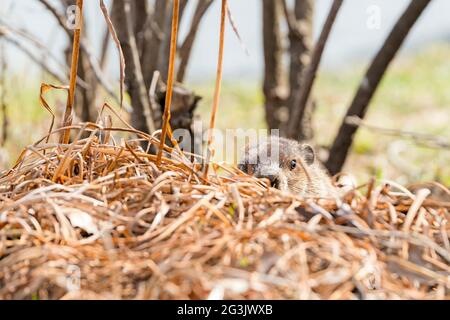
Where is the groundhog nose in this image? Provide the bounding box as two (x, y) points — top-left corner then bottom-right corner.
(260, 175), (279, 188)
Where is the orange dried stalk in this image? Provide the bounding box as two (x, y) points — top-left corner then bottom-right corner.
(204, 0), (228, 178)
(157, 0), (180, 166)
(60, 0), (84, 144)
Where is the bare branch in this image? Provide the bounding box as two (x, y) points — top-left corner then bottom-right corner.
(1, 36), (68, 85)
(227, 5), (250, 57)
(0, 23), (89, 88)
(0, 20), (68, 72)
(160, 0), (190, 81)
(326, 0), (432, 175)
(99, 0), (125, 111)
(177, 0), (213, 82)
(37, 0), (127, 111)
(346, 116), (450, 150)
(38, 0), (72, 36)
(99, 0), (114, 71)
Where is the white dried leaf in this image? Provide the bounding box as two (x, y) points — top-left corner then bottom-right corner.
(67, 211), (99, 235)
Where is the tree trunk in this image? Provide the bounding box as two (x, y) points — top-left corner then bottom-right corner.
(287, 0), (343, 141)
(142, 0), (170, 87)
(112, 0), (200, 136)
(262, 0), (286, 131)
(325, 0), (432, 175)
(134, 0), (149, 56)
(78, 52), (95, 122)
(113, 0), (156, 133)
(285, 0), (315, 139)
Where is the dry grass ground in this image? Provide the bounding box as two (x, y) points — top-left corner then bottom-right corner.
(0, 44), (448, 300)
(0, 115), (449, 299)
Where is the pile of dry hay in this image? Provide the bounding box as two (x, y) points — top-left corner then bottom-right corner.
(0, 119), (449, 300)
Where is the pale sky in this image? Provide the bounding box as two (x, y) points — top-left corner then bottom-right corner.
(1, 0), (450, 82)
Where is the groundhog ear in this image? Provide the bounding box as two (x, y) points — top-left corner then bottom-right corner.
(302, 144), (315, 165)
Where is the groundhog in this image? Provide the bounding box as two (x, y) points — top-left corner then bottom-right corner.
(238, 136), (337, 198)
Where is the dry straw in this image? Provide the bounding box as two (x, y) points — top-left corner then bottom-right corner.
(204, 0), (228, 178)
(60, 0), (83, 144)
(0, 111), (449, 299)
(0, 0), (449, 301)
(157, 0), (181, 166)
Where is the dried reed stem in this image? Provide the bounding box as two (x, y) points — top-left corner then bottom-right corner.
(157, 0), (180, 166)
(60, 0), (84, 144)
(203, 0), (227, 178)
(0, 113), (449, 299)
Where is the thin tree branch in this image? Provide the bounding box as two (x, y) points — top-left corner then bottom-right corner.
(38, 0), (71, 36)
(346, 116), (450, 150)
(160, 0), (190, 81)
(37, 0), (128, 111)
(99, 0), (125, 110)
(0, 21), (68, 73)
(0, 33), (78, 87)
(177, 0), (213, 82)
(99, 0), (114, 72)
(227, 5), (250, 57)
(326, 0), (432, 175)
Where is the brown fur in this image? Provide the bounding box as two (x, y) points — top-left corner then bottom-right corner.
(239, 137), (337, 198)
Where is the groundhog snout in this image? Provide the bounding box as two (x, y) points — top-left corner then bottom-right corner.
(240, 137), (338, 197)
(258, 173), (280, 188)
(255, 163), (281, 188)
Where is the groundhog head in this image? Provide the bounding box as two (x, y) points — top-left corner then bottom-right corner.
(238, 137), (316, 194)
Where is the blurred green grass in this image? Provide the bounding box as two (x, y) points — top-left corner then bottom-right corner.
(1, 44), (449, 185)
(0, 74), (67, 169)
(193, 43), (450, 185)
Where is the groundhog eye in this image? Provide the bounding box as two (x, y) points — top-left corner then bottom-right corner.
(290, 160), (297, 170)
